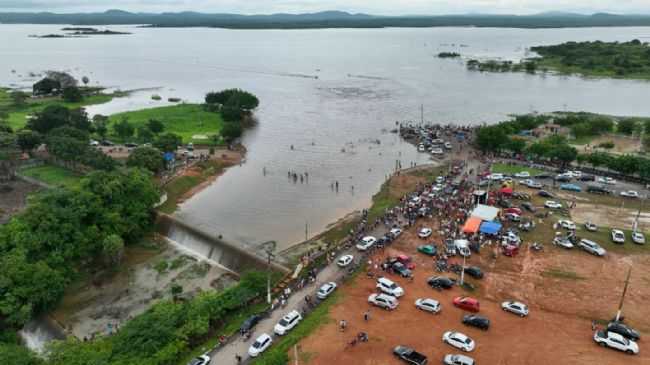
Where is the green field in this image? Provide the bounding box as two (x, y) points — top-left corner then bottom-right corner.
(108, 104), (224, 144)
(491, 163), (545, 176)
(0, 88), (117, 130)
(20, 164), (82, 188)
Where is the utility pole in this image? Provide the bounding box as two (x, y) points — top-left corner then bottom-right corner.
(459, 253), (466, 286)
(305, 221), (309, 241)
(262, 241), (277, 304)
(615, 267), (632, 322)
(420, 104), (424, 126)
(633, 196), (645, 233)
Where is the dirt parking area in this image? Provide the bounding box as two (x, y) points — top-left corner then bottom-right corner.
(296, 218), (650, 365)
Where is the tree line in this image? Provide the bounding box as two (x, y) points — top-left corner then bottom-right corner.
(205, 88), (259, 143)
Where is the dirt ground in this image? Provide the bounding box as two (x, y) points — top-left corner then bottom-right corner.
(50, 238), (237, 339)
(0, 179), (40, 223)
(296, 217), (650, 365)
(573, 134), (642, 155)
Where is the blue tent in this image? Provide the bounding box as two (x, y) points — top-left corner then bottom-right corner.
(479, 221), (502, 235)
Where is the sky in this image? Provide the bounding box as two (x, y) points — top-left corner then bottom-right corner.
(1, 0), (650, 16)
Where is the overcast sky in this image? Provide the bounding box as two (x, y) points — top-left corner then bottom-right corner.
(1, 0), (650, 16)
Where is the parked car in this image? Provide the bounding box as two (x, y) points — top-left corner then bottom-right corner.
(453, 297), (480, 312)
(316, 282), (337, 299)
(545, 200), (562, 209)
(443, 354), (475, 365)
(632, 231), (646, 244)
(534, 173), (553, 179)
(555, 174), (572, 182)
(368, 293), (398, 310)
(560, 183), (582, 192)
(488, 173), (504, 181)
(442, 331), (475, 352)
(415, 298), (441, 314)
(505, 213), (521, 222)
(514, 171), (530, 178)
(356, 236), (377, 251)
(611, 229), (626, 244)
(504, 207), (523, 215)
(389, 228), (403, 238)
(597, 177), (617, 185)
(188, 355), (211, 365)
(393, 345), (428, 365)
(463, 266), (484, 279)
(578, 239), (606, 256)
(607, 322), (641, 341)
(501, 301), (529, 317)
(337, 255), (354, 267)
(579, 174), (595, 182)
(620, 190), (640, 198)
(553, 236), (574, 249)
(558, 220), (576, 230)
(417, 244), (437, 256)
(391, 262), (413, 278)
(593, 330), (638, 355)
(521, 202), (536, 212)
(248, 333), (272, 357)
(526, 180), (543, 189)
(538, 190), (553, 198)
(240, 314), (261, 334)
(418, 228), (433, 238)
(587, 185), (612, 195)
(274, 310), (302, 335)
(377, 277), (404, 297)
(462, 314), (490, 330)
(395, 254), (416, 270)
(428, 276), (456, 290)
(584, 221), (598, 232)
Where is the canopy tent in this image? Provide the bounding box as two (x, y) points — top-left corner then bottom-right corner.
(480, 221), (502, 235)
(499, 187), (513, 195)
(471, 204), (500, 221)
(462, 217), (483, 234)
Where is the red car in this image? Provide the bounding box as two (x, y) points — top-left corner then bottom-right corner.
(396, 254), (416, 270)
(504, 207), (522, 216)
(453, 296), (480, 312)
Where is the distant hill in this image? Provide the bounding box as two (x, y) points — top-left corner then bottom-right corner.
(3, 10), (650, 29)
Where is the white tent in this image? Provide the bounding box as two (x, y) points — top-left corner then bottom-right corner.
(471, 204), (499, 221)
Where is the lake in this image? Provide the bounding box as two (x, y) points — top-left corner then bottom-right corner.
(3, 24), (650, 250)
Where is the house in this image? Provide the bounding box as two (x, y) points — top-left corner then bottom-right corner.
(533, 123), (570, 139)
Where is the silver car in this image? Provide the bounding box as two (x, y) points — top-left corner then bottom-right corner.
(443, 354), (475, 365)
(578, 239), (606, 256)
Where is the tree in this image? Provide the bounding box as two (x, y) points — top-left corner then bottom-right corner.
(154, 133), (182, 153)
(146, 119), (165, 135)
(525, 142), (550, 158)
(475, 125), (508, 152)
(32, 78), (61, 96)
(16, 130), (42, 154)
(62, 87), (83, 103)
(93, 114), (109, 140)
(205, 89), (259, 110)
(102, 234), (124, 267)
(570, 123), (592, 139)
(548, 144), (577, 168)
(617, 119), (638, 135)
(0, 343), (44, 365)
(643, 134), (650, 152)
(221, 122), (242, 142)
(137, 125), (154, 143)
(10, 91), (29, 107)
(504, 137), (526, 154)
(28, 105), (70, 134)
(221, 101), (243, 123)
(114, 117), (135, 139)
(127, 146), (164, 173)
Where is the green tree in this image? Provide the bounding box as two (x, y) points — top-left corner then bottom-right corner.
(475, 125), (508, 152)
(62, 87), (83, 103)
(548, 144), (578, 168)
(221, 122), (243, 142)
(137, 125), (154, 143)
(154, 133), (182, 153)
(16, 130), (41, 154)
(28, 105), (70, 134)
(146, 119), (165, 135)
(92, 114), (109, 140)
(102, 234), (124, 267)
(617, 119), (638, 135)
(0, 343), (43, 365)
(10, 91), (29, 107)
(127, 146), (164, 173)
(643, 134), (650, 152)
(504, 137), (526, 154)
(114, 117), (135, 139)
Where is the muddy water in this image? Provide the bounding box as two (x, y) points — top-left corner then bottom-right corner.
(3, 25), (650, 250)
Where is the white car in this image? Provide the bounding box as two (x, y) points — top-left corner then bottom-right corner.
(584, 221), (598, 232)
(431, 148), (444, 155)
(368, 293), (398, 310)
(578, 239), (606, 256)
(544, 200), (562, 209)
(389, 228), (402, 238)
(248, 333), (272, 357)
(558, 220), (576, 230)
(443, 354), (475, 365)
(620, 190), (640, 198)
(488, 173), (504, 181)
(274, 310), (302, 335)
(418, 144), (426, 152)
(316, 282), (337, 300)
(356, 236), (377, 251)
(337, 255), (354, 267)
(553, 236), (574, 249)
(376, 277), (404, 297)
(568, 170), (582, 178)
(514, 171), (530, 178)
(593, 330), (639, 355)
(501, 301), (529, 317)
(611, 229), (625, 244)
(597, 177), (617, 185)
(632, 231), (646, 244)
(444, 142), (453, 150)
(418, 228), (433, 239)
(436, 176), (445, 184)
(415, 298), (441, 314)
(442, 331), (475, 352)
(188, 355), (211, 365)
(432, 184), (444, 192)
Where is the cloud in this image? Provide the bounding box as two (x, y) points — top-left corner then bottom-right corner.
(1, 0), (650, 15)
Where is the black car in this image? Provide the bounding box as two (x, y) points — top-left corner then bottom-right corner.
(391, 262), (412, 278)
(521, 202), (536, 212)
(554, 175), (572, 182)
(498, 199), (512, 208)
(587, 185), (612, 195)
(607, 322), (641, 341)
(462, 314), (490, 330)
(534, 173), (553, 179)
(579, 174), (595, 182)
(538, 190), (553, 198)
(427, 276), (456, 290)
(463, 266), (484, 279)
(240, 314), (261, 334)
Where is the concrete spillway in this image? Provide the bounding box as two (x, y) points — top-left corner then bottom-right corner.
(156, 214), (290, 275)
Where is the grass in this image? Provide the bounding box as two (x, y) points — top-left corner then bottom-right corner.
(108, 104), (224, 144)
(0, 88), (119, 130)
(20, 164), (82, 188)
(158, 160), (227, 214)
(491, 163), (545, 177)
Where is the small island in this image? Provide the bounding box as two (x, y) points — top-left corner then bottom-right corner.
(467, 39), (650, 80)
(30, 27), (131, 38)
(437, 52), (461, 58)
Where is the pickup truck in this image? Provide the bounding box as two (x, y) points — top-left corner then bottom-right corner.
(393, 345), (428, 365)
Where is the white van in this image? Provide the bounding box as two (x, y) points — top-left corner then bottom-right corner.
(376, 277), (404, 297)
(454, 239), (471, 257)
